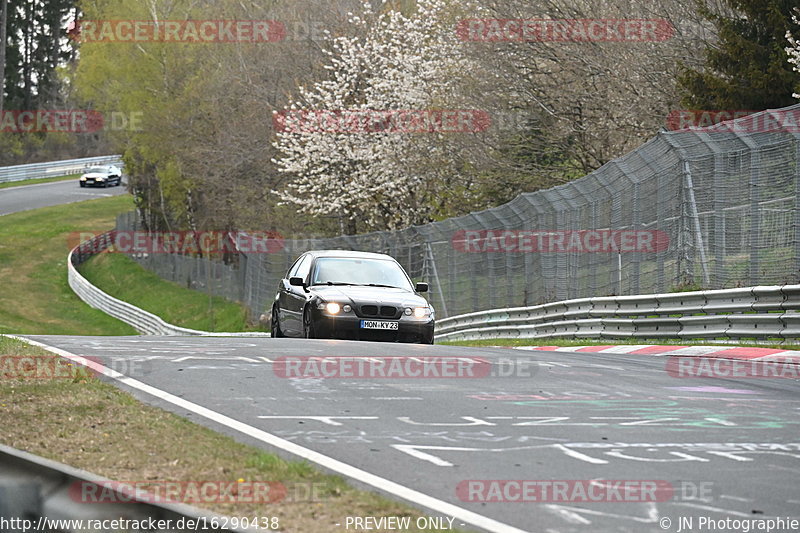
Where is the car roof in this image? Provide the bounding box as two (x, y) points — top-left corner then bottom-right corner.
(302, 250), (398, 261)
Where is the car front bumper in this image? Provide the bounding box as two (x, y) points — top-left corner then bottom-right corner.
(82, 179), (107, 187)
(310, 310), (434, 343)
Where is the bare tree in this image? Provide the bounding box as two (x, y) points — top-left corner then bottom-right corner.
(462, 0), (714, 181)
(0, 0), (7, 115)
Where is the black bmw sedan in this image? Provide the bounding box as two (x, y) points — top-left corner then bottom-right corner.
(270, 250), (435, 344)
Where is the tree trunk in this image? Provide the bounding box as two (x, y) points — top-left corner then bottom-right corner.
(22, 0), (32, 109)
(0, 0), (7, 115)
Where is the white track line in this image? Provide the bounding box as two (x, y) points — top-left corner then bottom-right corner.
(11, 335), (528, 533)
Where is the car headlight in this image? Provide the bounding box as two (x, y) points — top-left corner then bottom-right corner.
(317, 302), (350, 314)
(80, 176), (87, 180)
(413, 307), (431, 318)
(97, 176), (106, 180)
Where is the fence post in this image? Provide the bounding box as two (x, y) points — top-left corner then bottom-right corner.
(632, 141), (671, 293)
(795, 139), (800, 282)
(683, 160), (711, 287)
(631, 180), (641, 295)
(470, 249), (480, 312)
(655, 170), (669, 292)
(555, 209), (568, 301)
(447, 231), (457, 315)
(748, 151), (762, 285)
(713, 152), (726, 288)
(424, 242), (448, 318)
(521, 196), (537, 306)
(611, 189), (623, 295)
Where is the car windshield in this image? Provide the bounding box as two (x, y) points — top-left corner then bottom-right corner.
(311, 257), (413, 291)
(87, 166), (107, 173)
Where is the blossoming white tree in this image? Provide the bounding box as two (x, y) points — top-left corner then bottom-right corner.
(271, 0), (474, 233)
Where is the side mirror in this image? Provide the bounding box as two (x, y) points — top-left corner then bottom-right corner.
(289, 276), (305, 287)
(415, 282), (429, 293)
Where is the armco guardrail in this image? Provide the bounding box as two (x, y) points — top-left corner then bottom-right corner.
(68, 232), (269, 336)
(0, 443), (253, 533)
(435, 286), (800, 342)
(0, 155), (122, 184)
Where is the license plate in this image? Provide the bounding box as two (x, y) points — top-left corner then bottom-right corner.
(360, 320), (399, 330)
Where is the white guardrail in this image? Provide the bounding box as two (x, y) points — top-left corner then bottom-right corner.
(68, 232), (269, 336)
(0, 155), (123, 184)
(0, 444), (254, 533)
(436, 286), (800, 342)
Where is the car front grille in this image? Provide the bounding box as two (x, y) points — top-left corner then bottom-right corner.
(360, 305), (398, 317)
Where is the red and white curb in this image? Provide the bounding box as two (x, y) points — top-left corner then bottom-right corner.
(513, 344), (800, 364)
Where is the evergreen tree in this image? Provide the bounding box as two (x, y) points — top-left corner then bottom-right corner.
(2, 0), (75, 110)
(679, 0), (800, 110)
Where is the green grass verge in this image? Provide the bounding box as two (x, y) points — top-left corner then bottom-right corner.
(0, 193), (259, 334)
(78, 253), (259, 332)
(0, 173), (81, 190)
(441, 337), (800, 351)
(0, 195), (137, 335)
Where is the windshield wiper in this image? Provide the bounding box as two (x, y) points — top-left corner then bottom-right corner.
(367, 283), (402, 289)
(312, 281), (404, 289)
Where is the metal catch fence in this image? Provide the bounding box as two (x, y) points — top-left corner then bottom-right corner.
(116, 105), (800, 320)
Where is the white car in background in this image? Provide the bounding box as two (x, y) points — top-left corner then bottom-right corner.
(79, 165), (123, 188)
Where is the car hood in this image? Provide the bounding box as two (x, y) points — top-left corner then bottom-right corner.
(309, 285), (429, 308)
(82, 172), (108, 179)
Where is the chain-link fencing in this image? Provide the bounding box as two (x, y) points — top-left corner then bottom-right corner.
(116, 105), (800, 320)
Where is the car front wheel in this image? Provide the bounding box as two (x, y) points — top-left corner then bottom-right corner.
(303, 308), (316, 339)
(271, 307), (285, 338)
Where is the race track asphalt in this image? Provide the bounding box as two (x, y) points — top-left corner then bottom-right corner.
(0, 179), (127, 216)
(26, 335), (800, 533)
